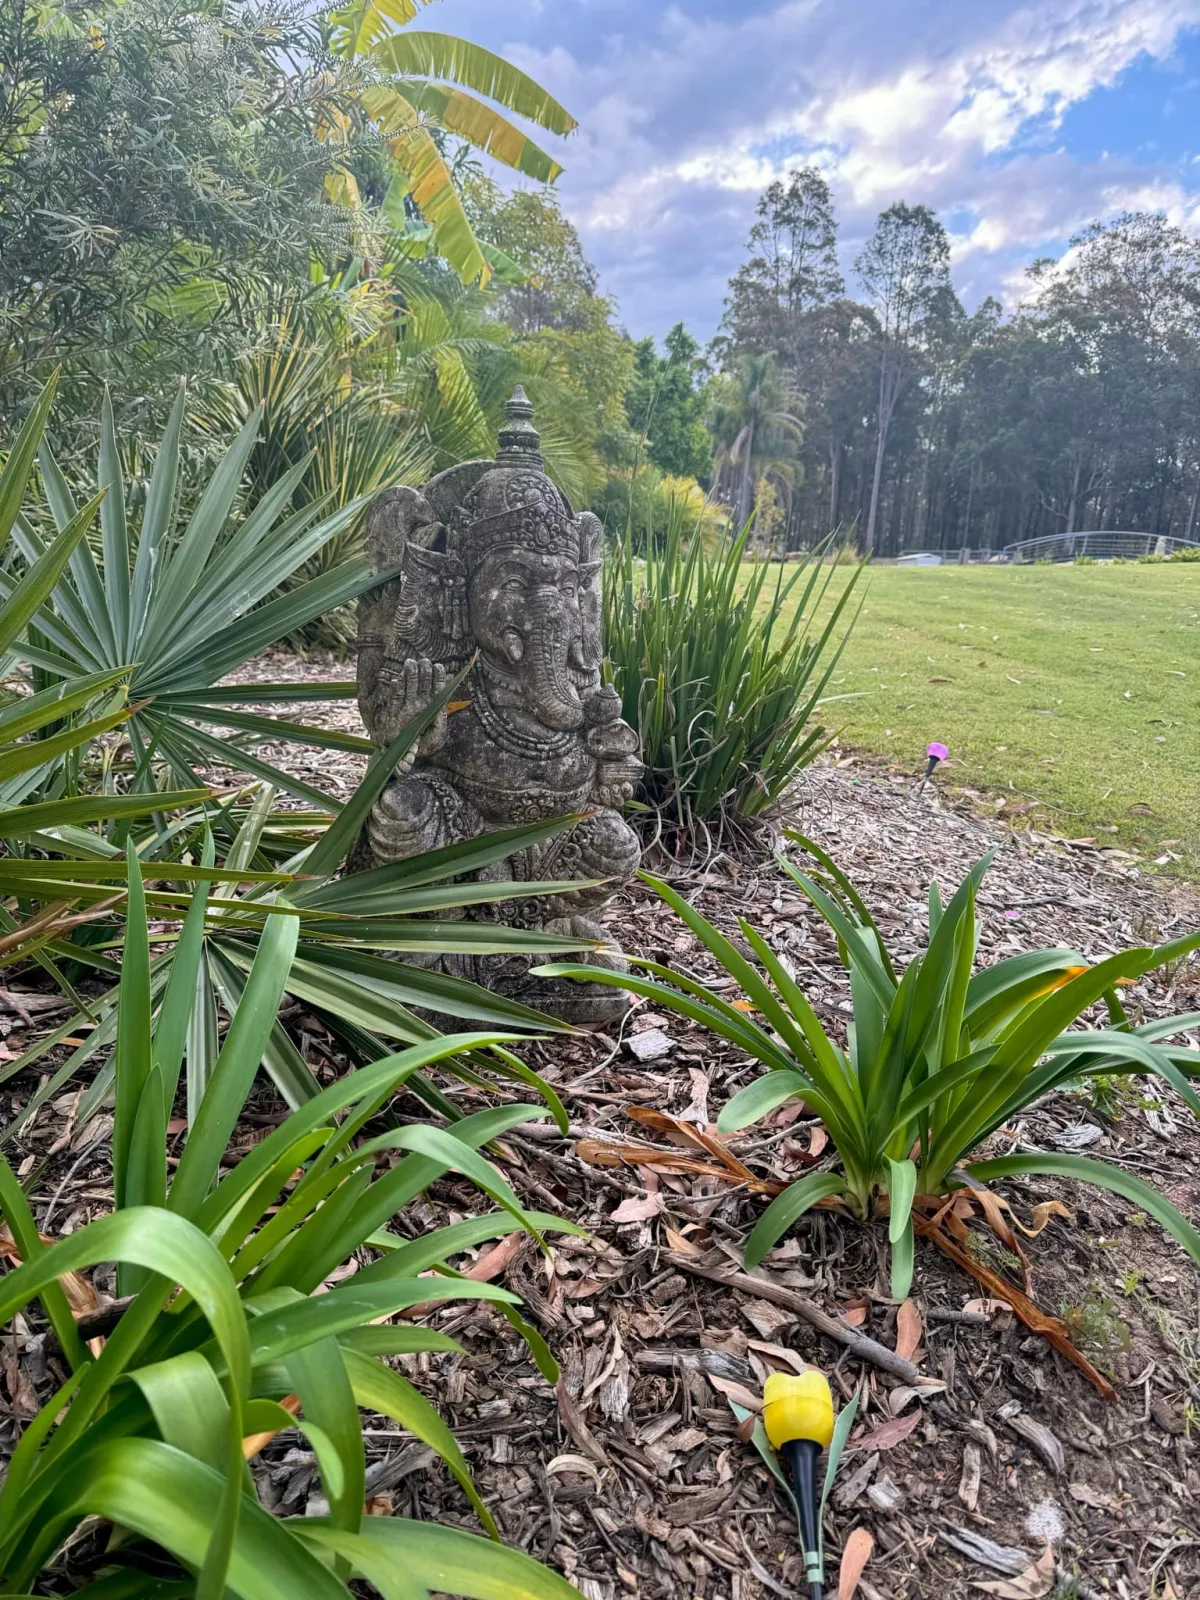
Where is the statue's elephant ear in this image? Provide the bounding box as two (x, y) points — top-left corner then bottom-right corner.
(365, 487), (438, 573)
(576, 510), (603, 562)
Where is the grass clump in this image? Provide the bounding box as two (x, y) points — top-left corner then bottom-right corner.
(605, 509), (863, 848)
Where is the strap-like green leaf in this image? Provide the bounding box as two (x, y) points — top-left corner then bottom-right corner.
(98, 391), (132, 656)
(344, 1348), (497, 1535)
(44, 1438), (346, 1600)
(114, 844), (153, 1228)
(294, 1512), (584, 1598)
(129, 1350), (229, 1472)
(0, 375), (59, 542)
(286, 1338), (364, 1538)
(744, 1171), (846, 1270)
(717, 1070), (812, 1133)
(169, 910), (300, 1219)
(966, 1154), (1200, 1265)
(0, 492), (105, 659)
(128, 385), (185, 650)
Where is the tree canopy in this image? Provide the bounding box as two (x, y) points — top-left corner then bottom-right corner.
(716, 175), (1200, 555)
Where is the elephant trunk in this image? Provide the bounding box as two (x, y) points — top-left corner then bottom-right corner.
(527, 605), (584, 731)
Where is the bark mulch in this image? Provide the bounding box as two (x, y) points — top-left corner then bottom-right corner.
(2, 657), (1199, 1600)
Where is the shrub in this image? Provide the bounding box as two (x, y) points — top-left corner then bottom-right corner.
(541, 837), (1200, 1299)
(0, 847), (578, 1598)
(15, 386), (381, 805)
(604, 506), (864, 841)
(594, 462), (728, 555)
(3, 683), (596, 1144)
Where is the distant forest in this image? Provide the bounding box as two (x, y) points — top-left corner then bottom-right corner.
(708, 172), (1200, 555)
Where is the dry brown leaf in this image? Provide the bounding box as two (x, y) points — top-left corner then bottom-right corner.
(837, 1527), (875, 1599)
(574, 1137), (782, 1195)
(610, 1193), (666, 1223)
(663, 1224), (703, 1256)
(707, 1373), (762, 1411)
(746, 1338), (809, 1373)
(895, 1298), (922, 1363)
(958, 1441), (982, 1512)
(625, 1106), (758, 1180)
(564, 1276), (605, 1299)
(546, 1453), (604, 1489)
(849, 1409), (921, 1453)
(807, 1124), (829, 1159)
(555, 1377), (611, 1466)
(1020, 1200), (1072, 1237)
(842, 1305), (868, 1328)
(912, 1214), (1117, 1401)
(972, 1545), (1055, 1597)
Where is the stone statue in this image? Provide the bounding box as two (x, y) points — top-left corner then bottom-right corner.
(354, 388), (642, 1022)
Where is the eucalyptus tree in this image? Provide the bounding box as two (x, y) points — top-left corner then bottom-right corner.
(720, 167), (845, 364)
(855, 202), (952, 552)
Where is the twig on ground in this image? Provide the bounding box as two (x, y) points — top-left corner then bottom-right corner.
(664, 1251), (927, 1384)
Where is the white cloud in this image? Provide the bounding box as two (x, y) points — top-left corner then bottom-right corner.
(430, 0), (1200, 336)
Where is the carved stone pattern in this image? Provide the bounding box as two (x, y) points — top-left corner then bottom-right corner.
(354, 388), (643, 1023)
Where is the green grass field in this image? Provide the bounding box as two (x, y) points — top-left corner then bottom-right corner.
(806, 562), (1200, 874)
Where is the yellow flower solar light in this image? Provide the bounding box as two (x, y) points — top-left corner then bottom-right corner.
(762, 1370), (834, 1451)
(762, 1370), (838, 1599)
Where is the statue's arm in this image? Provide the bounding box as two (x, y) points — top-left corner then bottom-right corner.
(357, 488), (437, 744)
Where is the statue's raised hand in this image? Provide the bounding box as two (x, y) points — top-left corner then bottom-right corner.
(377, 656), (449, 767)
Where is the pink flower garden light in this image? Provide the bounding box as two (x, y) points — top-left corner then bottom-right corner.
(919, 741), (948, 794)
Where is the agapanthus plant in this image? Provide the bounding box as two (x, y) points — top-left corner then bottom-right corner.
(540, 833), (1200, 1301)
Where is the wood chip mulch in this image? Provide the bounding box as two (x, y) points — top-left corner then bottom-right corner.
(2, 655), (1199, 1600)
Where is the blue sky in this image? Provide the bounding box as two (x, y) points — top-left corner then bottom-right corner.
(425, 0), (1200, 343)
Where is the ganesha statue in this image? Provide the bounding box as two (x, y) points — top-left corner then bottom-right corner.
(354, 388), (643, 1022)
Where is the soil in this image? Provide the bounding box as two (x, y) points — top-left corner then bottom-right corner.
(2, 652), (1199, 1600)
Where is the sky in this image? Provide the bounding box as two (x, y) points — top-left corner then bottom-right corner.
(424, 0), (1200, 344)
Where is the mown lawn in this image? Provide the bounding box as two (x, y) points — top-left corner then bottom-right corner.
(802, 561), (1200, 874)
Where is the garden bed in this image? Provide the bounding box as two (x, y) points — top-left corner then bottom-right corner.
(3, 667), (1199, 1600)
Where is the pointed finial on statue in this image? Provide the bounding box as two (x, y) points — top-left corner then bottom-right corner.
(497, 385), (543, 467)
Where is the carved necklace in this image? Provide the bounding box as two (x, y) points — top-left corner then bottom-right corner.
(468, 660), (578, 760)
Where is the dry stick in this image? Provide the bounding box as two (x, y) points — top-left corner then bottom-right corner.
(664, 1251), (925, 1385)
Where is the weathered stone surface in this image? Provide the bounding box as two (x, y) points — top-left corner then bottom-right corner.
(354, 388), (642, 1022)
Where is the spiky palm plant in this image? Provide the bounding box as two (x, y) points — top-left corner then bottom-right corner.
(13, 387), (392, 807)
(0, 377), (216, 970)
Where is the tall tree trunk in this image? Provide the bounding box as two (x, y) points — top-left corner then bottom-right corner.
(866, 353), (898, 554)
(1066, 459), (1081, 534)
(828, 439), (841, 533)
(866, 421), (887, 554)
(963, 460), (975, 550)
(1185, 479), (1199, 542)
(737, 420), (756, 530)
